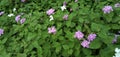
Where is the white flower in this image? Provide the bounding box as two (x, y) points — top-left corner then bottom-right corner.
(61, 5), (66, 11)
(113, 48), (120, 57)
(115, 48), (120, 53)
(49, 15), (54, 21)
(13, 8), (16, 12)
(8, 13), (14, 17)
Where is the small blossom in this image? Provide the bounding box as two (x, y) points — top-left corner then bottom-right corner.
(46, 8), (55, 15)
(63, 14), (68, 20)
(21, 0), (26, 2)
(0, 11), (4, 16)
(13, 8), (16, 12)
(20, 18), (26, 24)
(61, 5), (66, 11)
(75, 0), (78, 2)
(8, 13), (14, 17)
(87, 33), (97, 41)
(63, 2), (66, 6)
(0, 29), (4, 36)
(115, 3), (120, 7)
(81, 40), (90, 48)
(49, 15), (54, 21)
(48, 26), (56, 34)
(74, 31), (84, 40)
(102, 6), (113, 14)
(112, 35), (119, 43)
(15, 15), (21, 23)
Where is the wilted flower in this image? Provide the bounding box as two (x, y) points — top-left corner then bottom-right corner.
(63, 14), (68, 20)
(87, 33), (97, 41)
(0, 11), (4, 16)
(20, 18), (26, 24)
(15, 15), (21, 23)
(0, 29), (4, 36)
(46, 8), (55, 15)
(21, 0), (26, 2)
(81, 40), (90, 48)
(102, 6), (113, 14)
(112, 35), (119, 43)
(48, 26), (56, 34)
(49, 15), (54, 21)
(115, 3), (120, 7)
(61, 5), (66, 11)
(74, 31), (84, 40)
(75, 0), (78, 2)
(8, 13), (14, 17)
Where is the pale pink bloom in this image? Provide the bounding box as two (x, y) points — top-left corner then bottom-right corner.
(20, 18), (26, 24)
(81, 40), (90, 48)
(15, 15), (21, 23)
(48, 26), (56, 34)
(46, 8), (55, 15)
(63, 14), (68, 20)
(74, 31), (84, 40)
(0, 11), (4, 16)
(87, 33), (97, 41)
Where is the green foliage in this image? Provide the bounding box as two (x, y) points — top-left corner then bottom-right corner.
(0, 0), (120, 57)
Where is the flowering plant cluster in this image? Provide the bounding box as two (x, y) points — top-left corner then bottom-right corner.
(0, 0), (120, 57)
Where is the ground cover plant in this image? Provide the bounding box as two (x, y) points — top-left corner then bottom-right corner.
(0, 0), (120, 57)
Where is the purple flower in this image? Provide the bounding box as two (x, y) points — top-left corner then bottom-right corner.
(0, 29), (4, 36)
(0, 11), (4, 16)
(102, 6), (113, 14)
(81, 40), (90, 48)
(115, 3), (120, 7)
(21, 0), (26, 2)
(112, 35), (119, 43)
(87, 33), (97, 41)
(46, 8), (55, 15)
(63, 2), (66, 6)
(48, 26), (56, 34)
(15, 15), (21, 23)
(63, 14), (68, 20)
(75, 0), (78, 2)
(20, 18), (26, 24)
(74, 31), (84, 40)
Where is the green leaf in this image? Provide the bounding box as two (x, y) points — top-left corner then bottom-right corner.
(17, 53), (27, 57)
(82, 48), (92, 55)
(91, 23), (102, 32)
(89, 38), (102, 49)
(63, 45), (69, 50)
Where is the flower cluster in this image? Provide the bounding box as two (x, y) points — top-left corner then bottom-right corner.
(102, 6), (113, 14)
(48, 26), (56, 34)
(74, 30), (97, 48)
(15, 15), (26, 24)
(113, 48), (120, 57)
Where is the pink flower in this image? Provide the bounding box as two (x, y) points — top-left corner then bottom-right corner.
(81, 40), (90, 48)
(63, 14), (68, 20)
(0, 29), (4, 36)
(48, 26), (56, 34)
(74, 31), (84, 40)
(102, 6), (113, 14)
(87, 33), (97, 41)
(46, 8), (55, 15)
(15, 15), (21, 23)
(20, 18), (26, 24)
(0, 11), (4, 16)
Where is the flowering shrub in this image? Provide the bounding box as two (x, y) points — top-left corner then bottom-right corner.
(0, 0), (120, 57)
